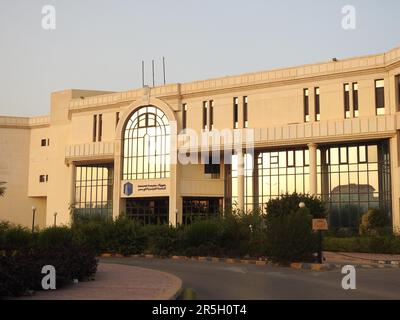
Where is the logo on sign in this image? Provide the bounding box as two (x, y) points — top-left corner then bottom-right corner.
(123, 182), (133, 196)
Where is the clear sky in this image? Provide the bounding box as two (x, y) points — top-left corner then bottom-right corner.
(0, 0), (399, 116)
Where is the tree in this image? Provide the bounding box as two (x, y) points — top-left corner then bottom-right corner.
(0, 181), (6, 197)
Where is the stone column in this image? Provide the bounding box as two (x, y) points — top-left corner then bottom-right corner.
(113, 140), (123, 220)
(69, 162), (76, 225)
(237, 150), (245, 211)
(308, 143), (318, 196)
(390, 134), (400, 233)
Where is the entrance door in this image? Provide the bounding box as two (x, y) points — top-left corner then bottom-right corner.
(126, 197), (169, 224)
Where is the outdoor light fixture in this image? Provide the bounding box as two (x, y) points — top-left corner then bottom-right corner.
(31, 206), (36, 232)
(299, 202), (306, 209)
(54, 212), (57, 227)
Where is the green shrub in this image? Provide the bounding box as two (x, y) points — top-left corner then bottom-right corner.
(323, 235), (400, 254)
(106, 217), (146, 256)
(0, 224), (35, 253)
(72, 219), (112, 254)
(144, 224), (182, 256)
(265, 207), (318, 263)
(0, 223), (98, 298)
(359, 209), (391, 236)
(266, 193), (326, 219)
(37, 227), (73, 249)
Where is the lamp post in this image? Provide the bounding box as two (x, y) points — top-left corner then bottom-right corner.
(175, 209), (178, 228)
(54, 212), (57, 227)
(31, 206), (36, 233)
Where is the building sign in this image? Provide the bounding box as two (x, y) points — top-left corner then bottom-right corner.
(312, 219), (328, 231)
(137, 184), (167, 192)
(121, 179), (169, 198)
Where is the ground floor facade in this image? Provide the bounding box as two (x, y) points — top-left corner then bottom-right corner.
(70, 138), (394, 231)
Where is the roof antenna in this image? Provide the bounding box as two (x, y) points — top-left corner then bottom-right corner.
(142, 60), (145, 87)
(162, 57), (166, 85)
(152, 59), (155, 87)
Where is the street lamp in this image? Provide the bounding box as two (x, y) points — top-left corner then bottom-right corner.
(31, 206), (36, 233)
(299, 202), (306, 209)
(54, 212), (57, 227)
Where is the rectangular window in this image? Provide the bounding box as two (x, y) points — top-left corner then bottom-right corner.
(93, 114), (97, 142)
(340, 147), (348, 164)
(98, 114), (103, 142)
(344, 84), (350, 118)
(182, 103), (187, 132)
(233, 97), (239, 128)
(209, 100), (214, 130)
(304, 89), (310, 122)
(287, 150), (295, 167)
(202, 101), (208, 130)
(352, 83), (359, 118)
(41, 139), (49, 147)
(315, 87), (320, 121)
(116, 112), (120, 128)
(204, 155), (220, 175)
(39, 175), (48, 183)
(243, 96), (248, 128)
(375, 79), (385, 115)
(358, 145), (367, 163)
(396, 75), (400, 111)
(74, 164), (114, 220)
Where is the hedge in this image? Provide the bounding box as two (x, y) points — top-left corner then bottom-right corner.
(323, 235), (400, 254)
(0, 224), (98, 298)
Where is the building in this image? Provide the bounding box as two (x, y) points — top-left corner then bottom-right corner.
(1, 46), (400, 231)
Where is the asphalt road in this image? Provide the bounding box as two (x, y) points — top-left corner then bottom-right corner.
(101, 257), (400, 300)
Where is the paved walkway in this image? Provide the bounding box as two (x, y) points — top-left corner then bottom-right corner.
(324, 251), (400, 265)
(18, 263), (182, 300)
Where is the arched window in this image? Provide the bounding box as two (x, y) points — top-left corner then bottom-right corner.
(123, 106), (170, 180)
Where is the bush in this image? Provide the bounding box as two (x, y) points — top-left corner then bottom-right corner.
(265, 207), (318, 263)
(183, 219), (223, 256)
(144, 224), (181, 256)
(108, 217), (147, 256)
(266, 193), (326, 219)
(37, 226), (73, 249)
(359, 209), (391, 236)
(0, 223), (35, 253)
(0, 225), (98, 298)
(323, 235), (400, 254)
(72, 219), (111, 254)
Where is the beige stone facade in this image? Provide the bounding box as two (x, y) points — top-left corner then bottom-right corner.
(1, 46), (400, 231)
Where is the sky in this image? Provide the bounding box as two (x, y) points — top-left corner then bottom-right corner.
(0, 0), (399, 116)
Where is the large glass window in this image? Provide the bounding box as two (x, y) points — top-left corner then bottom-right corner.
(258, 149), (310, 208)
(123, 106), (170, 180)
(317, 141), (391, 230)
(183, 197), (223, 224)
(126, 197), (169, 224)
(74, 164), (113, 219)
(231, 148), (310, 211)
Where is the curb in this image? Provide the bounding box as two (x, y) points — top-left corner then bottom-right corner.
(100, 253), (400, 271)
